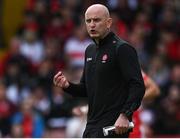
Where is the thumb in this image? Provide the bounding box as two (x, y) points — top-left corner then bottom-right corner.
(64, 80), (70, 88)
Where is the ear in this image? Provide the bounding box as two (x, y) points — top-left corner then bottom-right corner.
(107, 18), (112, 29)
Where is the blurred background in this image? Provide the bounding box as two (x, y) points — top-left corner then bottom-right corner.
(0, 0), (179, 138)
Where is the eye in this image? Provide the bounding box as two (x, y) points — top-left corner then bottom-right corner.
(86, 19), (91, 23)
(94, 18), (101, 22)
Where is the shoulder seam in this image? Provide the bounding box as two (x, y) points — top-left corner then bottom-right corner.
(114, 36), (130, 56)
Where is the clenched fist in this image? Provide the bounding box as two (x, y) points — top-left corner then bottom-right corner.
(114, 113), (130, 134)
(53, 71), (70, 88)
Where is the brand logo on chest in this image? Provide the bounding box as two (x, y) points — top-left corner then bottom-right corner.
(86, 57), (92, 62)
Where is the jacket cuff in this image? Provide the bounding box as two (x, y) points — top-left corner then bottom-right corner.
(121, 110), (133, 119)
(62, 82), (73, 92)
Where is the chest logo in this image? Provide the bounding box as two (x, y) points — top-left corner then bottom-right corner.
(102, 54), (108, 63)
(87, 57), (92, 62)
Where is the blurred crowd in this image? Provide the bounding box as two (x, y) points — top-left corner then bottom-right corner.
(0, 0), (179, 138)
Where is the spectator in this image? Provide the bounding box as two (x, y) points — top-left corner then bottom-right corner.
(153, 84), (180, 135)
(64, 23), (92, 68)
(11, 96), (45, 138)
(32, 85), (50, 118)
(20, 28), (44, 67)
(44, 12), (74, 44)
(0, 79), (16, 137)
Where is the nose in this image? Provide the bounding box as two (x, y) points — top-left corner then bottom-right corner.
(89, 21), (95, 28)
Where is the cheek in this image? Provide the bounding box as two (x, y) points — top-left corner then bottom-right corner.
(97, 24), (107, 34)
(86, 25), (91, 31)
(98, 22), (106, 30)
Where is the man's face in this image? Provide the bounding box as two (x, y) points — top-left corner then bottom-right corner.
(85, 9), (111, 39)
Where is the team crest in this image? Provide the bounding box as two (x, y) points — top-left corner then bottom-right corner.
(102, 54), (108, 63)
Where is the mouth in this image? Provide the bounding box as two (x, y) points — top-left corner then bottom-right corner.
(90, 30), (97, 34)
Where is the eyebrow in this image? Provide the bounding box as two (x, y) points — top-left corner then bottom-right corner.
(86, 17), (101, 20)
(85, 17), (102, 22)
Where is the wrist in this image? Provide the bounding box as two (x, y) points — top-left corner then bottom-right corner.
(120, 113), (128, 119)
(120, 111), (132, 119)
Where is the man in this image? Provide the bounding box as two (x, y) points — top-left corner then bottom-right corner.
(53, 4), (145, 138)
(66, 70), (160, 138)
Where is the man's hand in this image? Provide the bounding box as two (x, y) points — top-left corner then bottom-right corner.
(53, 71), (69, 88)
(114, 113), (130, 134)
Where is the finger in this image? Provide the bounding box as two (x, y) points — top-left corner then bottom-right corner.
(54, 77), (60, 86)
(115, 126), (128, 135)
(120, 127), (127, 134)
(53, 71), (62, 84)
(54, 75), (62, 85)
(58, 76), (68, 88)
(54, 76), (63, 87)
(119, 127), (125, 134)
(53, 76), (57, 85)
(54, 71), (62, 80)
(115, 126), (122, 134)
(62, 77), (69, 88)
(62, 78), (66, 85)
(121, 127), (129, 134)
(56, 76), (65, 87)
(64, 80), (69, 88)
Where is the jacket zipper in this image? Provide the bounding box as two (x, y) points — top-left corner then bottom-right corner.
(95, 44), (99, 63)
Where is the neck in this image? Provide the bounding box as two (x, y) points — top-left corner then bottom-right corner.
(94, 30), (110, 44)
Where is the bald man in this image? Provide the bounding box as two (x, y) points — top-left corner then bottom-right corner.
(53, 4), (145, 138)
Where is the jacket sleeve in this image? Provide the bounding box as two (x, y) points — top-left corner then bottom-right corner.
(63, 47), (88, 98)
(116, 43), (145, 118)
(63, 68), (87, 97)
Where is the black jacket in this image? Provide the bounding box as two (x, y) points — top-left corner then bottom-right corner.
(64, 32), (145, 128)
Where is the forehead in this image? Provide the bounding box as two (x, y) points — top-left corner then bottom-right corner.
(85, 8), (105, 19)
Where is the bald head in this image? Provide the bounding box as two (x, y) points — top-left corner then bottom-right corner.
(85, 4), (110, 18)
(84, 4), (112, 40)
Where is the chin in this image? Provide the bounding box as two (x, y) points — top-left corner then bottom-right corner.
(90, 34), (99, 39)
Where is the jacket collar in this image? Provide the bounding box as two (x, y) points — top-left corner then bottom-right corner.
(92, 31), (115, 47)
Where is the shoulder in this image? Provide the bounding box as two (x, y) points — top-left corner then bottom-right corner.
(85, 43), (95, 53)
(86, 42), (95, 49)
(114, 36), (137, 55)
(117, 43), (136, 53)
